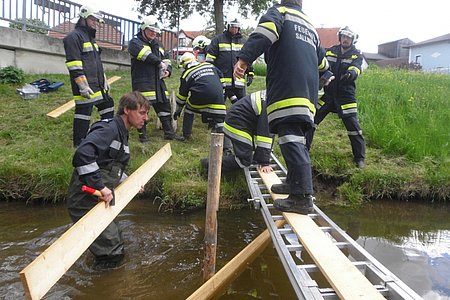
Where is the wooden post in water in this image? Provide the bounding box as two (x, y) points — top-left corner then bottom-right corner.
(203, 133), (224, 282)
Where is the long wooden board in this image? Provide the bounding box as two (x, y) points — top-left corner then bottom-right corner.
(20, 143), (172, 300)
(187, 220), (285, 300)
(46, 76), (121, 118)
(258, 170), (385, 300)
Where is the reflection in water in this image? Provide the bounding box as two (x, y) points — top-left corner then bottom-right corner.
(0, 199), (449, 299)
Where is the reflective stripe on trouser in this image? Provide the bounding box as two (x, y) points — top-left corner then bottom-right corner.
(342, 115), (365, 162)
(277, 123), (313, 195)
(67, 166), (124, 259)
(73, 99), (114, 147)
(152, 100), (172, 119)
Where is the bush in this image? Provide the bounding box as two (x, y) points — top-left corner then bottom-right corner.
(0, 66), (25, 84)
(253, 63), (267, 76)
(9, 18), (49, 34)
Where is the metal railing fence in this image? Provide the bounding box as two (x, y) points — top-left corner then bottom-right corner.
(0, 0), (144, 49)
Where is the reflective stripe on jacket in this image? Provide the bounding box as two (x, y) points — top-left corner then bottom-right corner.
(73, 116), (130, 190)
(224, 90), (273, 165)
(237, 4), (327, 133)
(63, 24), (106, 104)
(128, 32), (171, 103)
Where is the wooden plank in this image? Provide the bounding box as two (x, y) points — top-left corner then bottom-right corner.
(19, 143), (172, 300)
(258, 170), (385, 300)
(187, 220), (285, 300)
(46, 76), (121, 118)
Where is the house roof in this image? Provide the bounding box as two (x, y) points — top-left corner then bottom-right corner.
(406, 33), (450, 48)
(316, 27), (340, 48)
(48, 21), (123, 50)
(181, 30), (207, 40)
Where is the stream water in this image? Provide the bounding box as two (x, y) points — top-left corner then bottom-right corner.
(0, 198), (449, 299)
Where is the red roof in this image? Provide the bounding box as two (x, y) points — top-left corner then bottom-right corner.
(48, 21), (123, 50)
(316, 27), (340, 48)
(181, 30), (207, 40)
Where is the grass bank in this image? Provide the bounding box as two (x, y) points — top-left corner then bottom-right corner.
(0, 66), (448, 209)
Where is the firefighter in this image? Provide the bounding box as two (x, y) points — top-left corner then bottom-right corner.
(128, 16), (182, 142)
(192, 35), (210, 62)
(173, 52), (227, 141)
(233, 0), (329, 214)
(307, 26), (366, 168)
(200, 90), (273, 174)
(206, 18), (254, 103)
(63, 5), (115, 147)
(67, 91), (149, 270)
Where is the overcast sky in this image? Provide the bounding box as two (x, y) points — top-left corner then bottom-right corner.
(77, 0), (449, 53)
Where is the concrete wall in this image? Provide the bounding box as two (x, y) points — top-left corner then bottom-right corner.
(0, 26), (130, 74)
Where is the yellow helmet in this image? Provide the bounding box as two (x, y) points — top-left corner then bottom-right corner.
(140, 16), (161, 34)
(179, 52), (196, 68)
(78, 5), (104, 23)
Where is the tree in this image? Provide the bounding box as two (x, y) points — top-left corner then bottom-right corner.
(135, 0), (271, 35)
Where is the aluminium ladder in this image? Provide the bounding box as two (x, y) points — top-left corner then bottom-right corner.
(243, 153), (422, 300)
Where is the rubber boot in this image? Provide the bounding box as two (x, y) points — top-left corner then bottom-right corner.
(137, 122), (150, 144)
(161, 117), (184, 141)
(271, 183), (290, 194)
(182, 112), (194, 141)
(273, 194), (314, 215)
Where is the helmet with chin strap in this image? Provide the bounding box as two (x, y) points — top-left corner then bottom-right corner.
(140, 16), (161, 34)
(78, 5), (104, 23)
(227, 18), (241, 29)
(338, 26), (358, 44)
(192, 35), (211, 50)
(179, 52), (197, 69)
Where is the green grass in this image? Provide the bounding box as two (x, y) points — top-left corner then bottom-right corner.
(0, 65), (448, 209)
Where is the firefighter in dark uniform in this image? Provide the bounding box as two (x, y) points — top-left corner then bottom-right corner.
(206, 18), (254, 103)
(63, 5), (114, 147)
(173, 52), (227, 141)
(307, 26), (366, 168)
(234, 0), (329, 214)
(192, 35), (211, 62)
(67, 91), (149, 270)
(128, 16), (182, 143)
(200, 90), (273, 174)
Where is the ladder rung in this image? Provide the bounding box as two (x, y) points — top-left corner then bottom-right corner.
(278, 228), (294, 235)
(286, 244), (303, 252)
(272, 215), (284, 221)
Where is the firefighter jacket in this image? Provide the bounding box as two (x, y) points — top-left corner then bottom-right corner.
(206, 30), (254, 90)
(223, 90), (273, 166)
(176, 62), (226, 122)
(128, 32), (171, 103)
(237, 3), (328, 133)
(320, 44), (363, 116)
(72, 116), (130, 191)
(63, 23), (106, 105)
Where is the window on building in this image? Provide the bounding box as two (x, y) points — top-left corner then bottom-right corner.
(415, 55), (422, 65)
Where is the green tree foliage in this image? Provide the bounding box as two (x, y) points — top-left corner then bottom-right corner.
(9, 18), (49, 34)
(135, 0), (271, 34)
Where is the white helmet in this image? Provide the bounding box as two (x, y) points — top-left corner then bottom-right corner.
(227, 18), (241, 28)
(179, 52), (196, 68)
(140, 16), (161, 34)
(338, 26), (358, 44)
(78, 5), (104, 23)
(192, 35), (211, 50)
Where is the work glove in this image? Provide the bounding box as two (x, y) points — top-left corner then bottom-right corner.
(159, 61), (169, 79)
(340, 70), (356, 83)
(104, 73), (110, 92)
(75, 75), (94, 99)
(173, 104), (183, 120)
(319, 70), (334, 90)
(246, 74), (254, 86)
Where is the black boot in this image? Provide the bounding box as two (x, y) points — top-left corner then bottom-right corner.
(138, 123), (150, 144)
(273, 194), (314, 215)
(161, 117), (184, 141)
(271, 183), (290, 194)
